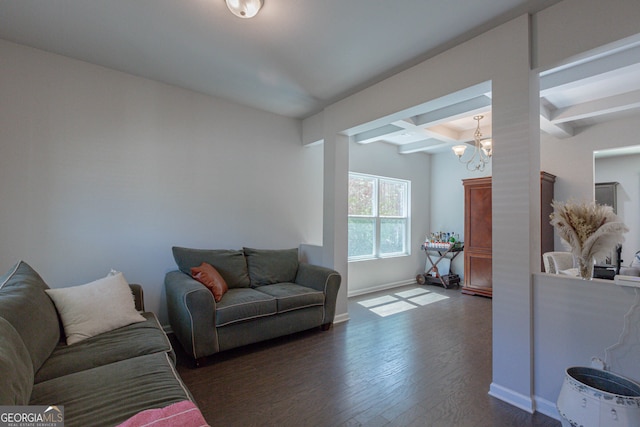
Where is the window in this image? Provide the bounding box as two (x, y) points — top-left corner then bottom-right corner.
(348, 173), (410, 260)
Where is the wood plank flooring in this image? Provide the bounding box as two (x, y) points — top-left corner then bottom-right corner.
(174, 284), (560, 427)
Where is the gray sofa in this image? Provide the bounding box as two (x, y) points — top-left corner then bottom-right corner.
(165, 247), (341, 365)
(0, 261), (204, 427)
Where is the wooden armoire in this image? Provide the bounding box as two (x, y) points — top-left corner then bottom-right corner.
(461, 172), (556, 297)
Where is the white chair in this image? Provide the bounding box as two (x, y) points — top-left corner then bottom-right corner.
(620, 250), (640, 277)
(543, 252), (575, 274)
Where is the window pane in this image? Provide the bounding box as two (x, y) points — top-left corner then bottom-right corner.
(379, 179), (406, 217)
(380, 218), (407, 254)
(348, 218), (375, 257)
(349, 175), (375, 216)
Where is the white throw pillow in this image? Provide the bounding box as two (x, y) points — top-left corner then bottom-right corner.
(45, 271), (145, 345)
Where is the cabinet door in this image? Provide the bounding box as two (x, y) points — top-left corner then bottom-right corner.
(466, 184), (492, 252)
(464, 252), (492, 296)
(462, 177), (492, 297)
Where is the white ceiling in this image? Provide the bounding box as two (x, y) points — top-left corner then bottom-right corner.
(359, 41), (640, 155)
(0, 0), (560, 119)
(1, 0), (638, 156)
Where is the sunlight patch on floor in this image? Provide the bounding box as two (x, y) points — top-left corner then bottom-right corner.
(409, 292), (449, 306)
(357, 295), (398, 308)
(369, 300), (417, 317)
(357, 287), (450, 317)
(394, 288), (430, 298)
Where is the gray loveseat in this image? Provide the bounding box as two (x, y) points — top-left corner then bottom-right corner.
(165, 247), (341, 365)
(0, 261), (204, 427)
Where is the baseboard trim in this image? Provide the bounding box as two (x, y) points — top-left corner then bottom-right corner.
(489, 382), (535, 414)
(347, 279), (417, 297)
(533, 396), (560, 421)
(333, 313), (350, 324)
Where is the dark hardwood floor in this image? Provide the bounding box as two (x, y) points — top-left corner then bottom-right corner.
(174, 284), (560, 427)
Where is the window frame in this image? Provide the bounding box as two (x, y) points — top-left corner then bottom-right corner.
(348, 172), (411, 261)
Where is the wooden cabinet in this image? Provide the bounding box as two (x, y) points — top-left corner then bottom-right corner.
(462, 177), (493, 297)
(461, 172), (556, 297)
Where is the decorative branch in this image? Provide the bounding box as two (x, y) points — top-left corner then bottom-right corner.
(549, 200), (629, 278)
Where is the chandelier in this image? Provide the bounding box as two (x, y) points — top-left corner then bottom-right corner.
(225, 0), (263, 18)
(451, 115), (492, 172)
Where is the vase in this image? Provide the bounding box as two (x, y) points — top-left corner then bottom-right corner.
(557, 367), (640, 427)
(576, 257), (594, 280)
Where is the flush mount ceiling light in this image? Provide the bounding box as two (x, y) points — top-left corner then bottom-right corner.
(452, 115), (492, 172)
(225, 0), (263, 18)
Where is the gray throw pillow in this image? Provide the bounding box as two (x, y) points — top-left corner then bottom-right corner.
(243, 247), (299, 287)
(172, 247), (250, 288)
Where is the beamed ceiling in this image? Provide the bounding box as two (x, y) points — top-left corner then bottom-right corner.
(0, 1), (638, 155)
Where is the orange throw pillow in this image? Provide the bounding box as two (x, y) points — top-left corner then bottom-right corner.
(191, 262), (228, 302)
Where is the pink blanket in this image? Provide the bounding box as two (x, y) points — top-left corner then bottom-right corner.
(117, 400), (209, 427)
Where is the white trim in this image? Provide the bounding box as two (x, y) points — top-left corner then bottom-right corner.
(533, 395), (561, 421)
(348, 172), (411, 260)
(347, 279), (417, 297)
(488, 382), (535, 413)
(333, 313), (350, 324)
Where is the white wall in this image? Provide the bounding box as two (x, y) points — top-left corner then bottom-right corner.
(347, 140), (431, 295)
(0, 40), (324, 325)
(541, 115), (640, 263)
(430, 151), (491, 277)
(532, 274), (639, 417)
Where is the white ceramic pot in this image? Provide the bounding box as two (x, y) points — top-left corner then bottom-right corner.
(557, 367), (640, 427)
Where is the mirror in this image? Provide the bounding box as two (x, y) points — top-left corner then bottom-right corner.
(594, 146), (640, 271)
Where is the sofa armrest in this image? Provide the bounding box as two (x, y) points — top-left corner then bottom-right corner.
(295, 263), (341, 326)
(164, 271), (219, 360)
(129, 284), (144, 312)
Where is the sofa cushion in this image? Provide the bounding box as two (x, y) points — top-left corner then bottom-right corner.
(45, 271), (146, 345)
(172, 247), (250, 288)
(243, 247), (299, 287)
(191, 262), (228, 302)
(0, 261), (60, 372)
(35, 312), (173, 383)
(255, 283), (325, 313)
(215, 288), (277, 327)
(30, 352), (193, 427)
(0, 317), (34, 405)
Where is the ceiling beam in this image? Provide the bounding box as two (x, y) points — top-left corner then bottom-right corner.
(397, 140), (452, 154)
(551, 89), (640, 123)
(540, 45), (640, 92)
(411, 95), (492, 127)
(422, 124), (461, 142)
(540, 101), (574, 138)
(353, 124), (404, 144)
(344, 81), (491, 137)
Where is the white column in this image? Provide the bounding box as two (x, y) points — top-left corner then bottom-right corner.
(323, 132), (350, 321)
(489, 34), (541, 411)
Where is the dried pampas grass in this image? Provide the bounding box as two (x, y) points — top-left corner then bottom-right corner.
(549, 200), (629, 277)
